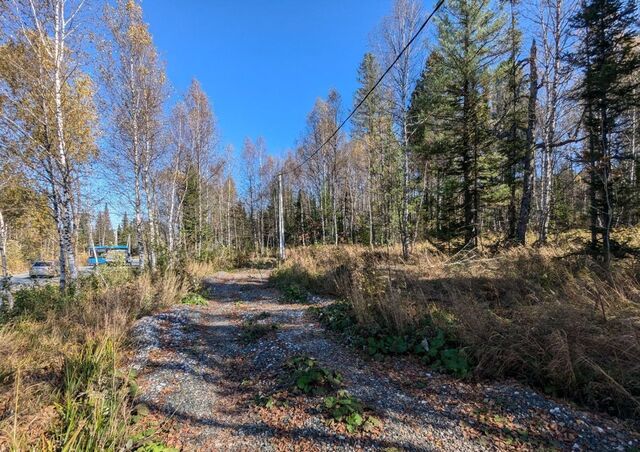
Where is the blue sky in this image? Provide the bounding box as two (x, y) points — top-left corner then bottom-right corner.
(143, 0), (395, 161)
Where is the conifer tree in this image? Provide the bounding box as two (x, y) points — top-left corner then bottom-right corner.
(431, 0), (508, 246)
(569, 0), (640, 264)
(352, 53), (396, 247)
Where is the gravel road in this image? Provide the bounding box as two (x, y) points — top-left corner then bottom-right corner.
(130, 270), (640, 451)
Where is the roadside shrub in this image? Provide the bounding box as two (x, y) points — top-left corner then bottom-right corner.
(3, 285), (66, 322)
(80, 266), (134, 292)
(279, 283), (309, 303)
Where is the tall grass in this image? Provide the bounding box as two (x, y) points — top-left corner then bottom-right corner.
(54, 339), (132, 451)
(0, 266), (191, 449)
(275, 243), (640, 419)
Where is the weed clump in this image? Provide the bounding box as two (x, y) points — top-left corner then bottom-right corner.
(284, 356), (343, 395)
(323, 390), (381, 433)
(280, 355), (381, 434)
(279, 283), (308, 303)
(254, 393), (278, 409)
(180, 292), (208, 306)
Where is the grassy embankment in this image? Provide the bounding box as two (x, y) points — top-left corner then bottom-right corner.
(271, 230), (640, 420)
(0, 259), (225, 450)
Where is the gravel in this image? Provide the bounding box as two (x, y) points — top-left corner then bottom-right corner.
(129, 270), (640, 451)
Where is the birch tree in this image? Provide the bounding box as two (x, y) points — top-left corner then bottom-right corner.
(183, 79), (217, 258)
(535, 0), (577, 244)
(379, 0), (424, 258)
(0, 0), (95, 289)
(101, 0), (166, 270)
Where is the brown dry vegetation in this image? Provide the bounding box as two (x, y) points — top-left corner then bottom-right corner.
(0, 265), (200, 449)
(273, 236), (640, 420)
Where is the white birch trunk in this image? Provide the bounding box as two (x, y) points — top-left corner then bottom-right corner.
(538, 0), (563, 244)
(53, 0), (78, 281)
(0, 209), (13, 310)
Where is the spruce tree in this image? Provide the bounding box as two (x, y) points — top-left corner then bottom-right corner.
(409, 51), (459, 239)
(569, 0), (640, 264)
(430, 0), (508, 247)
(495, 0), (527, 241)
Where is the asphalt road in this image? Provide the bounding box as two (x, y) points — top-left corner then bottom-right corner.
(9, 266), (94, 289)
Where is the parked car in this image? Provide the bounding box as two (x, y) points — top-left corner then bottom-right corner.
(29, 261), (59, 278)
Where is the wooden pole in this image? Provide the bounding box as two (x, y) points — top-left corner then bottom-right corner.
(278, 173), (286, 261)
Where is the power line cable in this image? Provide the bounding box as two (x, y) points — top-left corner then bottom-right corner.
(280, 0), (446, 178)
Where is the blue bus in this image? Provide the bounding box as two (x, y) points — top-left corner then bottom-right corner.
(88, 245), (131, 266)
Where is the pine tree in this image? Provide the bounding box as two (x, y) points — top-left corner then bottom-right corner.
(95, 204), (114, 245)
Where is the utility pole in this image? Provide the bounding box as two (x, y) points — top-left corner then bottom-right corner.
(278, 173), (286, 261)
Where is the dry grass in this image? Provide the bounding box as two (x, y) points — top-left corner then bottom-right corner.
(277, 240), (640, 419)
(6, 239), (29, 274)
(184, 260), (224, 281)
(0, 266), (190, 449)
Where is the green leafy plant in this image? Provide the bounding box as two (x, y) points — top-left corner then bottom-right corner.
(134, 441), (179, 452)
(313, 302), (470, 377)
(180, 292), (208, 306)
(310, 301), (357, 332)
(420, 330), (470, 377)
(323, 390), (381, 433)
(284, 356), (343, 395)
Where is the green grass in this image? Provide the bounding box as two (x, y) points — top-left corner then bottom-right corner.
(53, 339), (134, 451)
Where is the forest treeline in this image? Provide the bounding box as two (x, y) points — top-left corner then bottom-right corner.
(1, 0), (639, 294)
